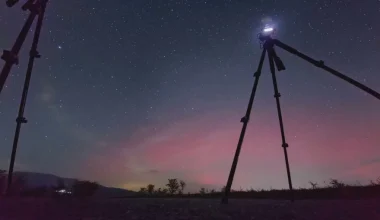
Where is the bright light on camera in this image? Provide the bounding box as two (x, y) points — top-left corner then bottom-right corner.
(263, 27), (274, 33)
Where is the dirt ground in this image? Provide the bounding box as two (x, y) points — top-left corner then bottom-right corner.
(0, 198), (379, 220)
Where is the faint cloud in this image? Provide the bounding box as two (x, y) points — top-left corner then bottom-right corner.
(346, 159), (380, 180)
(146, 169), (159, 174)
(39, 82), (55, 102)
(360, 157), (380, 166)
(40, 80), (105, 146)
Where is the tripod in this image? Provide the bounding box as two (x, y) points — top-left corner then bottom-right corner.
(0, 0), (44, 94)
(1, 0), (48, 195)
(221, 35), (380, 204)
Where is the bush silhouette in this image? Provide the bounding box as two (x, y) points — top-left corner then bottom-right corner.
(329, 179), (345, 188)
(166, 178), (180, 194)
(71, 180), (99, 197)
(199, 187), (206, 195)
(179, 180), (186, 194)
(147, 184), (155, 194)
(133, 177), (380, 200)
(139, 187), (147, 194)
(309, 181), (318, 189)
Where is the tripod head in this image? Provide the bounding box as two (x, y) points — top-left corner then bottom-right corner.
(258, 34), (272, 43)
(257, 34), (286, 71)
(258, 24), (276, 42)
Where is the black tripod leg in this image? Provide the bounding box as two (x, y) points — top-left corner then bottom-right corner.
(6, 0), (47, 196)
(221, 49), (267, 204)
(273, 39), (380, 101)
(267, 47), (294, 202)
(0, 11), (38, 95)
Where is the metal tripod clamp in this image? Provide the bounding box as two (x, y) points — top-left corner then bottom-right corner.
(21, 0), (38, 11)
(315, 60), (324, 68)
(16, 117), (28, 124)
(1, 50), (19, 65)
(30, 50), (41, 58)
(240, 116), (249, 123)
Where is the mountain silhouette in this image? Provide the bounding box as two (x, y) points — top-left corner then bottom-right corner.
(10, 171), (136, 198)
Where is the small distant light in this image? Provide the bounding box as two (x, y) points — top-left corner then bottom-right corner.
(58, 45), (62, 49)
(56, 189), (72, 194)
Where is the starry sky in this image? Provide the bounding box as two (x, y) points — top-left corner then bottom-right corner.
(0, 0), (379, 192)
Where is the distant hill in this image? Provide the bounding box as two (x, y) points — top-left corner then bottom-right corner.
(10, 171), (136, 198)
(14, 171), (76, 188)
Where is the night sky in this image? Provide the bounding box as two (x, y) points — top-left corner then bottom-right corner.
(0, 0), (379, 192)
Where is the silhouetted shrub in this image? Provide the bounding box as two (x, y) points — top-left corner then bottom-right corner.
(71, 180), (99, 197)
(309, 181), (318, 189)
(166, 179), (180, 194)
(179, 180), (186, 194)
(329, 179), (345, 188)
(199, 187), (206, 195)
(139, 187), (147, 194)
(147, 184), (155, 194)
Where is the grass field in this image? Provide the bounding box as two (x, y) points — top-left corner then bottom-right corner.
(0, 198), (379, 220)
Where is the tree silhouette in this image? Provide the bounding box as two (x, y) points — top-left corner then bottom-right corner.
(199, 187), (206, 195)
(147, 184), (155, 195)
(179, 180), (186, 194)
(329, 179), (345, 188)
(309, 181), (318, 189)
(166, 178), (179, 194)
(72, 180), (99, 197)
(155, 187), (162, 194)
(162, 188), (168, 194)
(139, 187), (147, 194)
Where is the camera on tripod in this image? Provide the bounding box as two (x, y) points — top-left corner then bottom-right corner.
(258, 24), (276, 42)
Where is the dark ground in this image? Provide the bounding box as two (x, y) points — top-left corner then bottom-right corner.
(0, 198), (379, 220)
